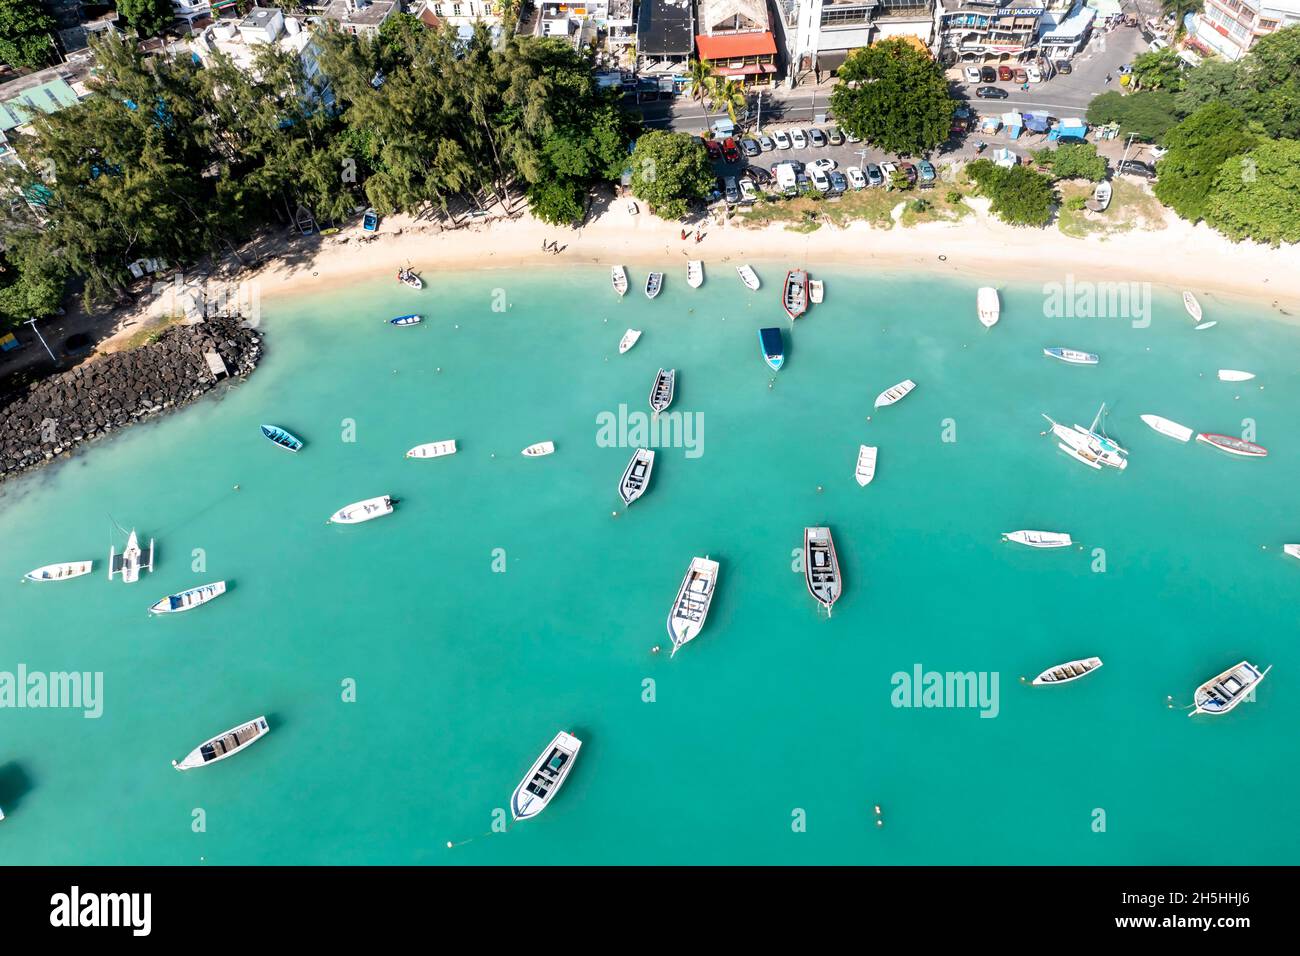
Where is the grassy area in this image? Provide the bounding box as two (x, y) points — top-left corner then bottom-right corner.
(897, 187), (974, 227)
(732, 188), (896, 232)
(115, 313), (186, 352)
(1057, 178), (1168, 239)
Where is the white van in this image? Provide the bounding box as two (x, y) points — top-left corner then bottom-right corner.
(775, 162), (798, 197)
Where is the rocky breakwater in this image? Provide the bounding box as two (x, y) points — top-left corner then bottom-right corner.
(0, 317), (262, 482)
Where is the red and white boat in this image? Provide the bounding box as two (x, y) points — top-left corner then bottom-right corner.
(1196, 433), (1268, 458)
(782, 270), (808, 321)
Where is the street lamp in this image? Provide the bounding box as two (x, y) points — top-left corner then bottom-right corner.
(26, 318), (58, 365)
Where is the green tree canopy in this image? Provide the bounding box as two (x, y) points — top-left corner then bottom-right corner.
(830, 39), (955, 155)
(1033, 142), (1108, 182)
(629, 130), (713, 220)
(118, 0), (174, 39)
(0, 0), (56, 69)
(1086, 91), (1182, 142)
(0, 231), (67, 326)
(965, 160), (1056, 227)
(1203, 138), (1300, 246)
(1234, 25), (1300, 139)
(1130, 48), (1185, 92)
(1154, 102), (1259, 222)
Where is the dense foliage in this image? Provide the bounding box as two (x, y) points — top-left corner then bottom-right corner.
(1032, 142), (1108, 182)
(1086, 90), (1181, 142)
(629, 131), (714, 220)
(1202, 139), (1300, 246)
(965, 160), (1056, 227)
(118, 0), (175, 38)
(0, 0), (56, 70)
(830, 40), (955, 155)
(1153, 103), (1259, 223)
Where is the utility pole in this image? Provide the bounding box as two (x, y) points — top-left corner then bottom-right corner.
(26, 318), (58, 365)
(756, 91), (762, 132)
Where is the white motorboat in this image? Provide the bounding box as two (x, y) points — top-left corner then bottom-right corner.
(109, 530), (154, 584)
(736, 264), (760, 291)
(804, 527), (842, 614)
(1042, 404), (1128, 471)
(1217, 369), (1255, 382)
(977, 287), (1000, 328)
(854, 445), (877, 487)
(1003, 530), (1072, 548)
(874, 380), (916, 408)
(618, 328), (642, 354)
(667, 556), (719, 656)
(618, 448), (655, 506)
(329, 495), (394, 524)
(687, 260), (704, 288)
(1043, 347), (1099, 365)
(511, 731), (582, 821)
(645, 272), (663, 299)
(808, 279), (824, 304)
(1190, 661), (1271, 716)
(522, 441), (555, 457)
(1285, 544), (1300, 561)
(398, 267), (422, 290)
(173, 716), (270, 771)
(649, 368), (675, 416)
(150, 581), (227, 615)
(405, 440), (457, 459)
(1140, 414), (1193, 443)
(24, 561), (93, 583)
(1183, 290), (1202, 322)
(1085, 180), (1112, 212)
(1032, 657), (1102, 686)
(612, 265), (628, 297)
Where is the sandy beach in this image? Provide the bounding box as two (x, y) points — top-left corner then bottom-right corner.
(126, 193), (1298, 341)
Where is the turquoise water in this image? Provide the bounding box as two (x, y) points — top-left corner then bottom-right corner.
(2, 266), (1298, 865)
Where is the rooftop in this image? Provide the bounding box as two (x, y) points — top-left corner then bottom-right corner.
(320, 0), (400, 26)
(639, 0), (696, 55)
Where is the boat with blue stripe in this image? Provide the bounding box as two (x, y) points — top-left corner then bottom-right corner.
(758, 327), (784, 371)
(260, 424), (303, 452)
(390, 314), (422, 326)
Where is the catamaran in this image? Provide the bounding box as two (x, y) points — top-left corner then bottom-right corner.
(24, 561), (93, 583)
(260, 424), (303, 452)
(109, 530), (154, 584)
(667, 556), (719, 656)
(1217, 369), (1255, 382)
(645, 272), (663, 300)
(874, 380), (916, 408)
(405, 440), (457, 459)
(1042, 404), (1128, 471)
(1190, 661), (1271, 716)
(977, 287), (1000, 328)
(1196, 433), (1267, 457)
(1032, 657), (1103, 686)
(1140, 414), (1193, 443)
(173, 716), (270, 771)
(804, 527), (842, 614)
(649, 368), (676, 416)
(522, 441), (555, 457)
(1043, 347), (1099, 365)
(1003, 530), (1072, 548)
(150, 581), (227, 615)
(611, 265), (628, 297)
(782, 270), (808, 321)
(618, 328), (641, 354)
(758, 327), (784, 371)
(736, 264), (760, 291)
(618, 448), (655, 506)
(854, 445), (877, 487)
(687, 260), (704, 289)
(329, 495), (394, 524)
(511, 731), (582, 821)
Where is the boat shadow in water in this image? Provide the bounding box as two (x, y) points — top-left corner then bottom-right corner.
(0, 760), (35, 815)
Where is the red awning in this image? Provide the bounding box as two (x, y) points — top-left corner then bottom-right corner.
(715, 63), (777, 76)
(696, 32), (777, 60)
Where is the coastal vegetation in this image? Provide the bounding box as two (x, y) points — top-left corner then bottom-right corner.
(830, 39), (956, 155)
(628, 131), (714, 220)
(1032, 143), (1108, 183)
(964, 161), (1056, 228)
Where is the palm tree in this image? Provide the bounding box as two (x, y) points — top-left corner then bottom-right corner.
(708, 77), (748, 125)
(1160, 0), (1203, 38)
(686, 58), (716, 103)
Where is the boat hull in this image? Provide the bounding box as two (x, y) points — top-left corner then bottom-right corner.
(1140, 414), (1192, 443)
(782, 270), (808, 321)
(737, 265), (760, 291)
(1032, 657), (1102, 686)
(174, 716), (269, 770)
(855, 445), (877, 487)
(329, 496), (394, 523)
(1191, 661), (1270, 716)
(1196, 433), (1267, 457)
(758, 328), (784, 371)
(667, 557), (719, 654)
(406, 440), (457, 459)
(25, 561), (93, 582)
(510, 732), (582, 820)
(150, 581), (227, 614)
(804, 527), (842, 611)
(260, 424), (303, 452)
(874, 380), (916, 408)
(619, 448), (655, 506)
(977, 287), (999, 328)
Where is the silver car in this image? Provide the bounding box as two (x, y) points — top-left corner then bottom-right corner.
(758, 134), (775, 151)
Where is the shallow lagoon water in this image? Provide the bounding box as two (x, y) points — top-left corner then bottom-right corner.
(1, 265), (1297, 864)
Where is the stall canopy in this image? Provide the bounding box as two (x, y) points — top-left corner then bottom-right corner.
(1000, 111), (1024, 138)
(1023, 112), (1051, 133)
(992, 148), (1019, 168)
(979, 115), (1002, 132)
(1050, 118), (1088, 141)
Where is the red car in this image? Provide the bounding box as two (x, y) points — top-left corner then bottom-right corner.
(899, 162), (918, 185)
(704, 139), (722, 160)
(721, 137), (742, 163)
(998, 65), (1013, 82)
(1014, 68), (1028, 84)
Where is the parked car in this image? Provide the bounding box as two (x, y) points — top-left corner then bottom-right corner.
(742, 165), (773, 185)
(796, 171), (810, 192)
(1054, 60), (1072, 75)
(739, 178), (758, 202)
(723, 175), (741, 203)
(809, 167), (831, 192)
(705, 139), (723, 160)
(790, 128), (808, 148)
(827, 126), (845, 146)
(917, 159), (936, 183)
(758, 134), (775, 151)
(722, 137), (742, 163)
(846, 166), (867, 190)
(976, 86), (1009, 99)
(1026, 65), (1042, 83)
(1014, 68), (1028, 84)
(864, 163), (884, 187)
(844, 128), (861, 143)
(900, 162), (918, 185)
(1117, 63), (1133, 75)
(740, 138), (761, 158)
(773, 129), (792, 149)
(980, 66), (997, 83)
(809, 157), (837, 173)
(964, 66), (982, 83)
(828, 170), (848, 193)
(880, 161), (899, 181)
(808, 127), (827, 147)
(998, 65), (1013, 82)
(1116, 159), (1157, 180)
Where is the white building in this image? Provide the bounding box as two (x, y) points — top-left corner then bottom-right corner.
(418, 0), (505, 28)
(191, 8), (331, 105)
(319, 0), (401, 38)
(1190, 0), (1300, 61)
(780, 0), (937, 81)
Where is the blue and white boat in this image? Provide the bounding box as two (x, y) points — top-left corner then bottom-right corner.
(260, 424), (303, 452)
(389, 314), (422, 326)
(758, 327), (784, 371)
(150, 580), (226, 615)
(362, 207), (379, 232)
(1044, 347), (1099, 365)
